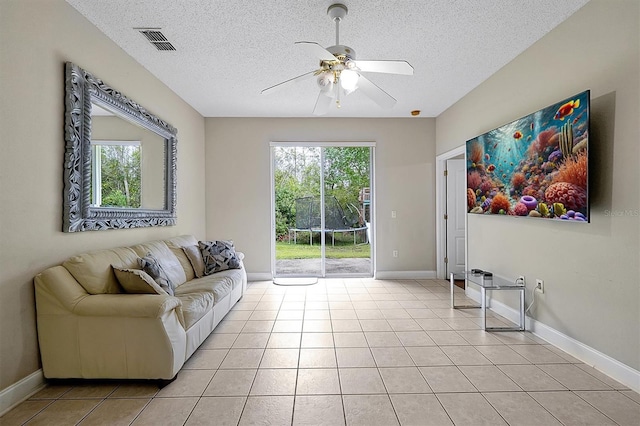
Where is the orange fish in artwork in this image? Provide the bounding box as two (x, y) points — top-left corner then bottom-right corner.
(530, 122), (534, 131)
(485, 153), (490, 161)
(554, 99), (580, 121)
(513, 131), (523, 140)
(493, 143), (498, 149)
(487, 164), (496, 172)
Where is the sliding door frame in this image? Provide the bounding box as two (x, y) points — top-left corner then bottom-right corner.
(270, 141), (376, 278)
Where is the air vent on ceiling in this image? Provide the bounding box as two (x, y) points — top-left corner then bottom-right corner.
(136, 28), (176, 51)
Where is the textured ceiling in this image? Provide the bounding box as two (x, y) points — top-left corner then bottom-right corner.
(66, 0), (590, 118)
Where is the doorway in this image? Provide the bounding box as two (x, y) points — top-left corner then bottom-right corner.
(271, 143), (374, 278)
(436, 146), (467, 280)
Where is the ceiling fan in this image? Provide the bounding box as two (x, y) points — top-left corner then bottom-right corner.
(261, 3), (414, 115)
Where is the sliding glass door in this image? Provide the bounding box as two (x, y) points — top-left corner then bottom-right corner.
(272, 143), (373, 278)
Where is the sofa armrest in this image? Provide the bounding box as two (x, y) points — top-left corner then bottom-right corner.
(72, 294), (182, 318)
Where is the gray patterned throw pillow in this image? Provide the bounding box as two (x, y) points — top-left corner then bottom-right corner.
(138, 252), (175, 296)
(198, 240), (241, 275)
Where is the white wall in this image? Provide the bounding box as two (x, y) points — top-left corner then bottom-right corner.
(204, 118), (436, 277)
(0, 0), (206, 391)
(436, 0), (639, 370)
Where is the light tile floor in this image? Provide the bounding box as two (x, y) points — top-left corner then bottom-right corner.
(2, 278), (639, 425)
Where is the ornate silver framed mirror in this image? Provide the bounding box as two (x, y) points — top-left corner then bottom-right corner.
(63, 62), (177, 232)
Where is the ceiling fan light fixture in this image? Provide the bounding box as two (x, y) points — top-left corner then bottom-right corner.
(340, 69), (359, 92)
(261, 3), (412, 113)
(317, 72), (334, 92)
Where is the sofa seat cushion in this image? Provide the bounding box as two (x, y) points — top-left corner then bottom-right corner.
(175, 292), (215, 330)
(174, 268), (244, 303)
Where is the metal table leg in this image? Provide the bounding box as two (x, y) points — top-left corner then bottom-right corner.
(481, 286), (487, 330)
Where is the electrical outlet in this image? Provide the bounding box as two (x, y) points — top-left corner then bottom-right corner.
(391, 210), (397, 219)
(393, 250), (398, 258)
(535, 279), (544, 293)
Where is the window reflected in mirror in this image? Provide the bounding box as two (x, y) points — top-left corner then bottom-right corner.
(90, 103), (166, 210)
(91, 141), (141, 208)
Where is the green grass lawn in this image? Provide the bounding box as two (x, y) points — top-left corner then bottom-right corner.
(276, 241), (370, 260)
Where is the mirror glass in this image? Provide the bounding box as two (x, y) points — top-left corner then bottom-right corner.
(90, 103), (166, 210)
(63, 62), (177, 232)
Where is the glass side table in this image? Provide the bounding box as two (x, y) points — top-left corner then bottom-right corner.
(450, 271), (525, 331)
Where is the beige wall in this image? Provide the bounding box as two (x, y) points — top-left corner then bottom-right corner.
(436, 0), (639, 369)
(0, 0), (206, 391)
(204, 118), (436, 276)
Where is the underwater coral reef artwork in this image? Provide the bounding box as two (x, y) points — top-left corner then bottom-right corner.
(466, 90), (590, 222)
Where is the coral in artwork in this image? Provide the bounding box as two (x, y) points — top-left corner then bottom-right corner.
(514, 202), (529, 216)
(467, 171), (482, 190)
(490, 193), (511, 214)
(469, 141), (484, 165)
(554, 150), (587, 189)
(545, 182), (587, 210)
(467, 188), (476, 210)
(480, 179), (494, 195)
(528, 128), (558, 155)
(511, 172), (526, 190)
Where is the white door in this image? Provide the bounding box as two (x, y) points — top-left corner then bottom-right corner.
(446, 159), (466, 275)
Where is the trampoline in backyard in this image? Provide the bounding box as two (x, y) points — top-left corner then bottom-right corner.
(277, 195), (371, 276)
(287, 196), (370, 246)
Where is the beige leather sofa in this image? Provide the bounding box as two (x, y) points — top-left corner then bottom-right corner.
(34, 235), (246, 381)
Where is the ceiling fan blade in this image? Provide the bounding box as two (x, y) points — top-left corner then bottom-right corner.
(261, 70), (317, 95)
(313, 91), (334, 116)
(295, 41), (337, 62)
(356, 60), (414, 75)
(356, 75), (397, 109)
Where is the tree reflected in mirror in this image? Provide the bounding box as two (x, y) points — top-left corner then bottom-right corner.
(91, 142), (141, 208)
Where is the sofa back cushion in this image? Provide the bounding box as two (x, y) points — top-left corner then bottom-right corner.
(130, 240), (187, 287)
(164, 235), (199, 282)
(182, 245), (205, 278)
(63, 247), (139, 294)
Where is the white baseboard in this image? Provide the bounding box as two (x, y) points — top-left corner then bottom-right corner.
(247, 272), (273, 281)
(0, 369), (45, 417)
(250, 271), (438, 281)
(375, 270), (436, 280)
(465, 286), (640, 393)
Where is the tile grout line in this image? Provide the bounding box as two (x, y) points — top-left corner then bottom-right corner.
(327, 283), (349, 426)
(289, 291), (307, 426)
(232, 287), (274, 426)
